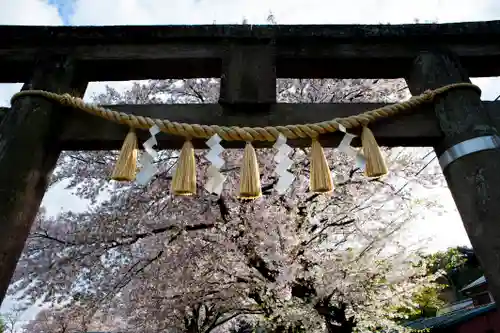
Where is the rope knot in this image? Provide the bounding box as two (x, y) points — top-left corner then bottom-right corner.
(422, 89), (435, 101)
(59, 93), (75, 106)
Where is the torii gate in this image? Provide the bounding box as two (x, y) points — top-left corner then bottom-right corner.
(1, 21), (499, 306)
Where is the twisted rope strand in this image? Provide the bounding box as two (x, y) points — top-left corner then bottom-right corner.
(10, 83), (480, 142)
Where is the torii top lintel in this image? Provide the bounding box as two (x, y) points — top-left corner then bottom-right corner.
(0, 20), (499, 82)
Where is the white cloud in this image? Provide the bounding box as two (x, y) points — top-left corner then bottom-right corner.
(0, 0), (62, 25)
(69, 0), (499, 25)
(471, 77), (500, 100)
(0, 84), (23, 107)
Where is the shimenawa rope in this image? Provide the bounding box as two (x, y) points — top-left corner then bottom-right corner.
(10, 82), (480, 142)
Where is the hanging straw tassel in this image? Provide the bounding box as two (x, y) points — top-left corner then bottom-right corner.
(361, 126), (388, 177)
(172, 140), (197, 196)
(111, 129), (138, 181)
(309, 138), (333, 193)
(238, 142), (262, 200)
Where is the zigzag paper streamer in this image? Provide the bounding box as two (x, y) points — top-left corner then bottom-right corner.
(337, 124), (367, 171)
(136, 125), (161, 186)
(273, 134), (295, 194)
(204, 134), (227, 195)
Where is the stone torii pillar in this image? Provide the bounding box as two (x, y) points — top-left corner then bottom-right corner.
(0, 54), (88, 304)
(407, 51), (500, 302)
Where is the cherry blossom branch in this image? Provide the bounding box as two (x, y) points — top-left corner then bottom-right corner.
(108, 249), (165, 299)
(31, 222), (214, 249)
(301, 218), (355, 248)
(204, 308), (264, 332)
(67, 153), (106, 165)
(30, 230), (78, 246)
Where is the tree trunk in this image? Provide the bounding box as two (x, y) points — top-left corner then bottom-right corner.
(315, 300), (355, 333)
(185, 323), (200, 333)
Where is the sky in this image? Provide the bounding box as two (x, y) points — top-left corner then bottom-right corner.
(1, 0), (500, 325)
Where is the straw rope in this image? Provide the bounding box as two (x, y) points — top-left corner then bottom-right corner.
(11, 83), (480, 142)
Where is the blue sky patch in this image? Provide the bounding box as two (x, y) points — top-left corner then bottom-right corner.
(47, 0), (74, 25)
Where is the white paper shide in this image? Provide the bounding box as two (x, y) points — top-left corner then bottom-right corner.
(136, 125), (161, 186)
(273, 134), (295, 194)
(204, 134), (227, 195)
(337, 124), (366, 171)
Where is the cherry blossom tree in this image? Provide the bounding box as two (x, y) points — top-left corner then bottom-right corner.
(21, 306), (119, 333)
(1, 307), (23, 333)
(22, 308), (85, 333)
(15, 77), (445, 333)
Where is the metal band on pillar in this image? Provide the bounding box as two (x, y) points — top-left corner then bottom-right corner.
(439, 135), (500, 170)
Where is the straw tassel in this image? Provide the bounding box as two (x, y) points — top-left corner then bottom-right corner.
(111, 129), (138, 181)
(238, 142), (262, 199)
(309, 138), (333, 193)
(172, 140), (197, 196)
(361, 126), (388, 177)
